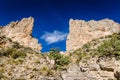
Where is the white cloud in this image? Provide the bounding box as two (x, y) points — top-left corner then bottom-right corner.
(41, 30), (68, 44)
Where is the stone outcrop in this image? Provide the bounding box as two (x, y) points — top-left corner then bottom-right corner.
(61, 57), (120, 80)
(66, 19), (120, 51)
(0, 17), (42, 51)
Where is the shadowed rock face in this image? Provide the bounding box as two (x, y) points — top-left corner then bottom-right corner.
(0, 17), (42, 51)
(66, 19), (120, 51)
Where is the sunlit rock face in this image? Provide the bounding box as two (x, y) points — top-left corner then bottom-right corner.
(0, 17), (42, 51)
(66, 19), (120, 51)
(61, 57), (120, 80)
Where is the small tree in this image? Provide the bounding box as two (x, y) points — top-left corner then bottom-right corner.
(50, 48), (60, 53)
(49, 48), (70, 70)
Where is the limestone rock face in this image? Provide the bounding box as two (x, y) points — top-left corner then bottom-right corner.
(66, 19), (120, 51)
(61, 57), (120, 80)
(0, 17), (42, 51)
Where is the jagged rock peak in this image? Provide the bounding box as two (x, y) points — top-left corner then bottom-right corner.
(0, 17), (42, 51)
(66, 19), (120, 51)
(4, 17), (34, 35)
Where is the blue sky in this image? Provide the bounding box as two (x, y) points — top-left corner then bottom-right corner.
(0, 0), (120, 52)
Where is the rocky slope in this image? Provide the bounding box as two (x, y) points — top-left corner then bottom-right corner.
(0, 17), (120, 80)
(0, 33), (61, 80)
(1, 32), (120, 80)
(66, 19), (120, 51)
(0, 17), (42, 51)
(63, 33), (120, 80)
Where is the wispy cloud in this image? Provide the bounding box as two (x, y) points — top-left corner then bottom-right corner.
(41, 30), (68, 45)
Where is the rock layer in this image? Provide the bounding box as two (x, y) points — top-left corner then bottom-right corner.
(66, 19), (120, 51)
(0, 17), (42, 51)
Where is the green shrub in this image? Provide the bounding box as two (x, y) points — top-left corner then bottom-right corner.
(73, 48), (89, 62)
(0, 48), (26, 59)
(40, 65), (53, 76)
(33, 68), (39, 71)
(9, 49), (26, 59)
(96, 33), (120, 57)
(0, 67), (4, 79)
(48, 48), (70, 70)
(0, 73), (4, 79)
(73, 33), (120, 61)
(8, 59), (24, 65)
(50, 48), (60, 53)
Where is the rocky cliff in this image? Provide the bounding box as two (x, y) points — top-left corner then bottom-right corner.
(0, 17), (42, 51)
(66, 19), (120, 51)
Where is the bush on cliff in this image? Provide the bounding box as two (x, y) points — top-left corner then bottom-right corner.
(73, 33), (120, 62)
(48, 48), (70, 70)
(0, 48), (26, 59)
(97, 33), (120, 57)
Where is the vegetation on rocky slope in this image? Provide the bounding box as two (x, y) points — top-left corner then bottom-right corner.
(0, 48), (26, 59)
(48, 48), (70, 70)
(97, 33), (120, 57)
(0, 36), (71, 79)
(72, 33), (120, 62)
(0, 33), (120, 79)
